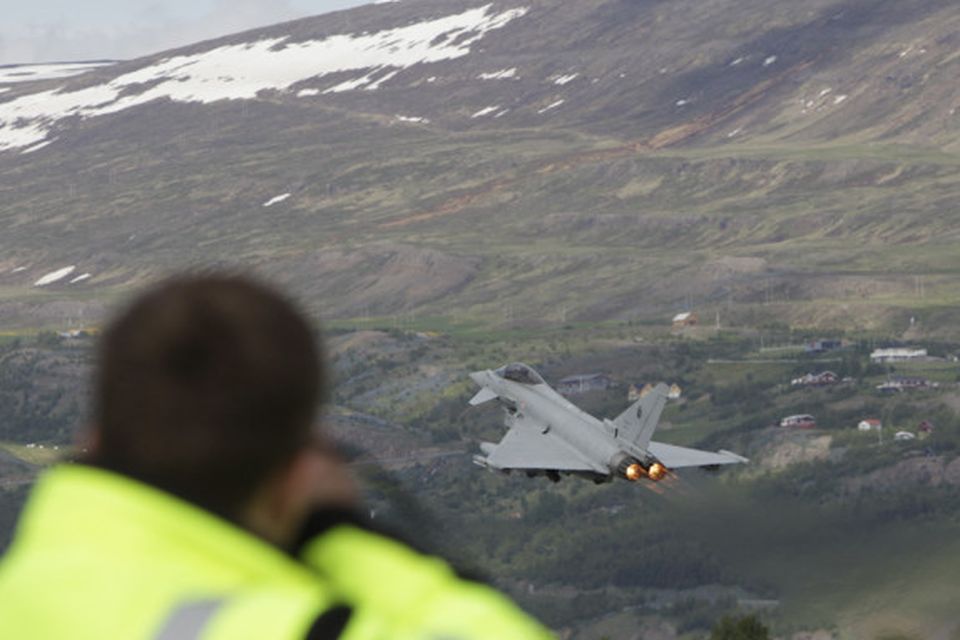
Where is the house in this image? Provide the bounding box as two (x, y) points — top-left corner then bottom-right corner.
(857, 419), (882, 432)
(672, 312), (698, 329)
(894, 431), (916, 441)
(780, 414), (817, 429)
(791, 371), (839, 387)
(876, 376), (937, 393)
(870, 348), (928, 363)
(805, 339), (843, 354)
(557, 373), (612, 395)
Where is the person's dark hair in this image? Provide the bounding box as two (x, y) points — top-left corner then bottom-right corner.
(90, 274), (325, 519)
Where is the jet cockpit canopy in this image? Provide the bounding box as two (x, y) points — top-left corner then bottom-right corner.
(495, 363), (545, 385)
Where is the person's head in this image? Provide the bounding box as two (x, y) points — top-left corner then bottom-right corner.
(87, 273), (355, 543)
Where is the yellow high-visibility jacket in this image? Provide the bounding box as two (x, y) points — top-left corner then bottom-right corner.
(0, 465), (553, 639)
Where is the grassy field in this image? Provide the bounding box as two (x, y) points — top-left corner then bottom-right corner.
(0, 442), (64, 466)
(3, 119), (960, 335)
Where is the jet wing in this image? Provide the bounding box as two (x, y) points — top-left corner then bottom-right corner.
(648, 442), (748, 468)
(468, 387), (498, 406)
(485, 415), (605, 472)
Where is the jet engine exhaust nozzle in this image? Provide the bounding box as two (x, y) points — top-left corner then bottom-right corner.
(647, 462), (668, 482)
(616, 456), (644, 482)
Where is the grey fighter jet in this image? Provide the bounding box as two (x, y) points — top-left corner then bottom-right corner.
(469, 363), (747, 483)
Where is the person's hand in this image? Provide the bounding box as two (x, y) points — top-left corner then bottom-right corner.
(301, 434), (361, 511)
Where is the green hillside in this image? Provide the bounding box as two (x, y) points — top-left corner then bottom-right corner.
(1, 0), (958, 335)
(4, 326), (960, 638)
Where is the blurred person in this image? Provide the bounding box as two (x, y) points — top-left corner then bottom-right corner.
(0, 274), (552, 639)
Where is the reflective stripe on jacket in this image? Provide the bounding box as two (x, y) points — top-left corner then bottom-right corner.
(0, 465), (553, 639)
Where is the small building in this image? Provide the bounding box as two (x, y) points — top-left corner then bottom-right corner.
(894, 431), (916, 441)
(791, 371), (839, 387)
(876, 376), (937, 393)
(805, 339), (843, 354)
(557, 373), (612, 395)
(870, 348), (928, 363)
(780, 414), (817, 429)
(672, 312), (698, 330)
(858, 419), (882, 432)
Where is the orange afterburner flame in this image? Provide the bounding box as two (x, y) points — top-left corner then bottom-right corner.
(625, 463), (644, 482)
(647, 462), (668, 482)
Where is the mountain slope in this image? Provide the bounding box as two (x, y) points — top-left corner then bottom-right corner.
(0, 0), (958, 333)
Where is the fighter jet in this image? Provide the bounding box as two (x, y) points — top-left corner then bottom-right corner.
(469, 363), (747, 483)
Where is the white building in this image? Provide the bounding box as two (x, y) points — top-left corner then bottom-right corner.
(870, 348), (927, 363)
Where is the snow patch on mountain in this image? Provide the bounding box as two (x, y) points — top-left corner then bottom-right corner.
(0, 62), (114, 85)
(538, 99), (564, 113)
(0, 4), (528, 151)
(553, 73), (578, 85)
(263, 193), (292, 207)
(364, 69), (400, 91)
(34, 266), (76, 287)
(478, 68), (517, 80)
(471, 105), (500, 118)
(21, 139), (55, 155)
(324, 72), (378, 94)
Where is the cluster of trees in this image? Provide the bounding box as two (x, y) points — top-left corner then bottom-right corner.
(0, 340), (88, 444)
(711, 615), (770, 640)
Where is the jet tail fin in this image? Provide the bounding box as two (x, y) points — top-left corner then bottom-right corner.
(613, 383), (669, 448)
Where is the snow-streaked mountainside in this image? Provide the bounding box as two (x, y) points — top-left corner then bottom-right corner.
(0, 0), (959, 334)
(0, 4), (526, 151)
